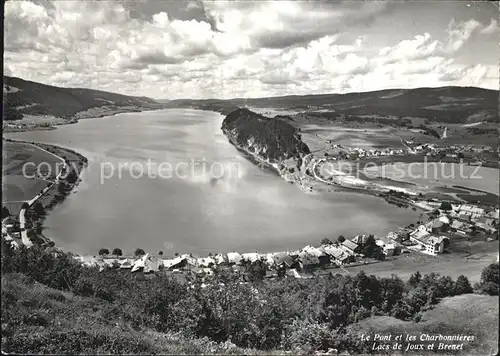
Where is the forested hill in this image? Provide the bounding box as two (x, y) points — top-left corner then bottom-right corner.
(3, 76), (164, 120)
(164, 86), (499, 124)
(221, 108), (310, 162)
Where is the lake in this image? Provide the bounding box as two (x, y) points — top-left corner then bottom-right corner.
(6, 109), (421, 256)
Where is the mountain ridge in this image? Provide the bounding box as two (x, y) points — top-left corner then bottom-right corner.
(3, 76), (165, 121)
(164, 86), (499, 124)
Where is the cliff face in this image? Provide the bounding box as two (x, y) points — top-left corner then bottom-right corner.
(221, 108), (310, 163)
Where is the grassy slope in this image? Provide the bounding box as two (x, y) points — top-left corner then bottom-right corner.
(3, 76), (163, 120)
(1, 273), (275, 355)
(352, 294), (499, 355)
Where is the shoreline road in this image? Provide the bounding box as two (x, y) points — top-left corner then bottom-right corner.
(17, 142), (68, 248)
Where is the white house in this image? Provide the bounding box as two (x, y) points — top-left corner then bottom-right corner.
(411, 235), (449, 256)
(241, 252), (261, 263)
(375, 238), (397, 256)
(226, 251), (243, 265)
(320, 245), (351, 265)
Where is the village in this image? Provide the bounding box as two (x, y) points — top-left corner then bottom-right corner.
(324, 141), (498, 163)
(5, 201), (487, 280)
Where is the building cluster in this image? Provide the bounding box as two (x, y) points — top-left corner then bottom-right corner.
(1, 219), (20, 249)
(406, 142), (496, 161)
(328, 145), (405, 160)
(75, 233), (412, 278)
(392, 205), (499, 256)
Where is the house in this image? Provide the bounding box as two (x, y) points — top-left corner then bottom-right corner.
(476, 217), (495, 227)
(438, 215), (451, 225)
(450, 220), (465, 231)
(409, 225), (430, 242)
(320, 245), (352, 265)
(340, 240), (360, 256)
(226, 252), (243, 265)
(131, 254), (162, 273)
(351, 234), (368, 244)
(475, 223), (497, 234)
(163, 256), (189, 270)
(411, 235), (449, 256)
(302, 245), (330, 265)
(241, 252), (261, 263)
(273, 252), (300, 270)
(375, 237), (400, 256)
(387, 231), (402, 243)
(297, 251), (320, 272)
(214, 253), (228, 265)
(450, 220), (469, 236)
(119, 259), (133, 269)
(431, 220), (447, 234)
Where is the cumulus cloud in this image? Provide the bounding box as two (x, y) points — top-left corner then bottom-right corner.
(480, 19), (499, 35)
(4, 0), (498, 99)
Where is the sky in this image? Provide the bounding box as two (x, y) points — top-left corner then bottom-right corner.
(4, 0), (499, 99)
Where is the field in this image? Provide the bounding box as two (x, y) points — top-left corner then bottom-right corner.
(339, 239), (498, 283)
(353, 294), (499, 355)
(2, 141), (62, 212)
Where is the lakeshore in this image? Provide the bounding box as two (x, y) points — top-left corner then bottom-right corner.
(3, 109), (423, 255)
(2, 138), (88, 247)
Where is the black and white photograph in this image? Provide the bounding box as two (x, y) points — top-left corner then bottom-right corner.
(2, 0), (499, 354)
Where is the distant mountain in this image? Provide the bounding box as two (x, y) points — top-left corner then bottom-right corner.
(3, 76), (165, 121)
(221, 108), (310, 164)
(165, 86), (499, 124)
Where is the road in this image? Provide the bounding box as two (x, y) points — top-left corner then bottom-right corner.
(15, 142), (68, 248)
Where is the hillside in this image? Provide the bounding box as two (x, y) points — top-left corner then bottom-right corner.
(352, 294), (499, 355)
(0, 273), (269, 355)
(1, 241), (498, 355)
(165, 86), (499, 124)
(221, 108), (310, 163)
(3, 76), (165, 121)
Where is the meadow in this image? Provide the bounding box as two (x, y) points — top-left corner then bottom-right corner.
(2, 141), (62, 210)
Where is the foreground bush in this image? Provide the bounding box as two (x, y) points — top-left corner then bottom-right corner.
(1, 239), (495, 354)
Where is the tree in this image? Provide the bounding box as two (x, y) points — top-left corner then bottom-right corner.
(363, 235), (377, 258)
(158, 250), (163, 256)
(246, 260), (267, 282)
(2, 206), (10, 218)
(135, 248), (146, 257)
(436, 276), (455, 298)
(454, 275), (473, 295)
(439, 202), (453, 211)
(407, 271), (422, 288)
(98, 248), (110, 257)
(32, 202), (46, 217)
(21, 202), (29, 210)
(321, 237), (333, 245)
(338, 235), (346, 243)
(112, 248), (123, 258)
(478, 263), (499, 295)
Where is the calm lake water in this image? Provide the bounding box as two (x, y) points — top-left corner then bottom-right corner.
(7, 109), (421, 256)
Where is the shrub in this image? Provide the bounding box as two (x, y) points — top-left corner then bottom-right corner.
(478, 263), (499, 295)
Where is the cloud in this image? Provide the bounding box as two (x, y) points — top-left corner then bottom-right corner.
(480, 19), (499, 35)
(445, 18), (481, 53)
(4, 1), (498, 99)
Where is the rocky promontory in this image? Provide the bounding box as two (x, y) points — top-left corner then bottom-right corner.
(221, 108), (314, 190)
(222, 108), (310, 161)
